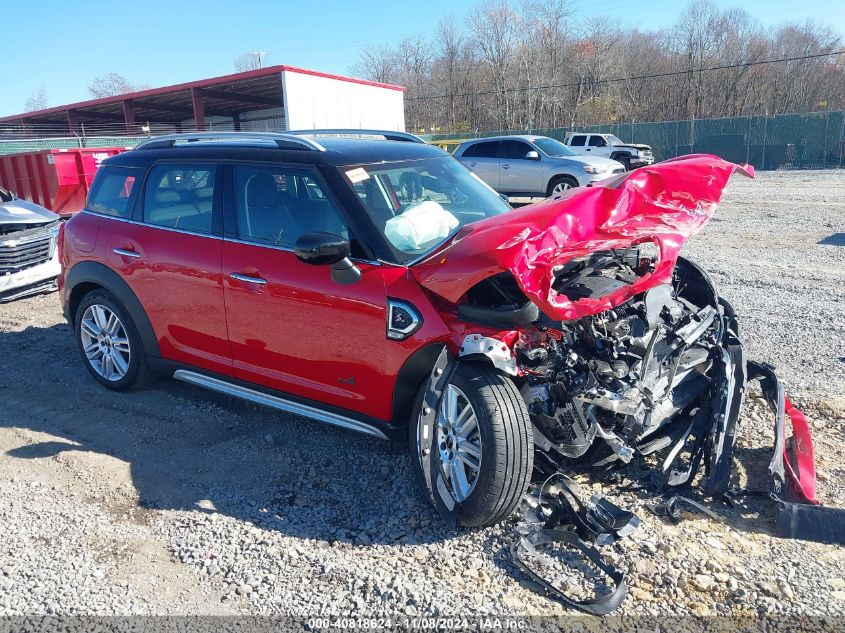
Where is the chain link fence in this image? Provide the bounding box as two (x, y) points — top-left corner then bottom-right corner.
(0, 135), (149, 156)
(2, 111), (844, 169)
(429, 110), (845, 170)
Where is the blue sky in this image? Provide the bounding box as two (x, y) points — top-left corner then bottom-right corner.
(1, 0), (843, 117)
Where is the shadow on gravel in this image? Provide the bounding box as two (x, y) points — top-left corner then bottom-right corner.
(818, 232), (845, 246)
(0, 321), (789, 551)
(0, 322), (458, 548)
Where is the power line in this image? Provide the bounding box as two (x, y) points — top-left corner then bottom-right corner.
(404, 49), (845, 101)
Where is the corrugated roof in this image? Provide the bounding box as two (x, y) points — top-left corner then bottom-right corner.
(0, 65), (405, 123)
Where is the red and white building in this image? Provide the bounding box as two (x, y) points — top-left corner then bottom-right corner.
(0, 65), (406, 134)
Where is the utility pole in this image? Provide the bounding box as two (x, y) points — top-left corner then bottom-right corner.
(251, 52), (269, 69)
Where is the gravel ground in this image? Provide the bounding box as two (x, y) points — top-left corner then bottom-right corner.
(0, 169), (844, 622)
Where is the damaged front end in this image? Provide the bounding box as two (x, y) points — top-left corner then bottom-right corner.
(0, 198), (62, 303)
(414, 153), (821, 517)
(409, 154), (838, 614)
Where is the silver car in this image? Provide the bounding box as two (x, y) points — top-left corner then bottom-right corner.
(455, 135), (625, 199)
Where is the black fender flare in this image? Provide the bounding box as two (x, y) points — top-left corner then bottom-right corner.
(391, 343), (448, 427)
(64, 261), (161, 358)
(610, 151), (631, 161)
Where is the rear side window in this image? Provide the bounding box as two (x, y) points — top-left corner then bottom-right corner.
(461, 141), (499, 158)
(143, 164), (217, 234)
(87, 167), (142, 218)
(589, 136), (607, 147)
(569, 135), (587, 147)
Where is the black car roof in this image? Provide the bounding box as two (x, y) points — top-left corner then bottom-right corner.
(105, 137), (448, 168)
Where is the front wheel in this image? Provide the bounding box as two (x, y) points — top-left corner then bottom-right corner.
(410, 363), (533, 528)
(547, 175), (578, 198)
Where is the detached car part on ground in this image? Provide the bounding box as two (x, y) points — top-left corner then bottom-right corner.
(0, 187), (61, 303)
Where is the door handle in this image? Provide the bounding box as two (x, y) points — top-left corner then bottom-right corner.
(113, 247), (140, 258)
(469, 162), (477, 167)
(502, 163), (510, 170)
(230, 273), (267, 285)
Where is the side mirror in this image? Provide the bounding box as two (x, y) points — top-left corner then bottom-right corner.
(499, 193), (511, 205)
(294, 232), (361, 284)
(525, 150), (540, 160)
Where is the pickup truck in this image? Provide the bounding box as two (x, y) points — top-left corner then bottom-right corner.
(563, 133), (654, 170)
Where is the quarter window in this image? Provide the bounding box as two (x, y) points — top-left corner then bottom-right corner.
(87, 167), (142, 218)
(143, 164), (216, 233)
(234, 165), (350, 248)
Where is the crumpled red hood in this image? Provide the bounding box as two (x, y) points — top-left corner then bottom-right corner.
(412, 154), (753, 321)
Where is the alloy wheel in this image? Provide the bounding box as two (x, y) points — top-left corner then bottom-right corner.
(437, 384), (482, 502)
(79, 304), (131, 382)
(552, 181), (572, 197)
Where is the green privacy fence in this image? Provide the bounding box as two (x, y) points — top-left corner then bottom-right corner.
(0, 135), (147, 156)
(429, 111), (845, 170)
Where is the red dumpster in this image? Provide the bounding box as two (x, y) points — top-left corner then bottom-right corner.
(0, 147), (128, 217)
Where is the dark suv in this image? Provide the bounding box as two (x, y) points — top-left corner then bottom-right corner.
(59, 132), (750, 527)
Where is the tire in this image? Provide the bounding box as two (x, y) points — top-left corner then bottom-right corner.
(74, 289), (156, 391)
(547, 175), (578, 198)
(620, 157), (632, 171)
(409, 363), (533, 528)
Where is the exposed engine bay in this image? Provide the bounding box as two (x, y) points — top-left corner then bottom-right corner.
(517, 249), (740, 490)
(453, 242), (750, 498)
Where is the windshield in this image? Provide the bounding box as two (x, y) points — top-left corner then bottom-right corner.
(606, 135), (625, 146)
(532, 137), (577, 157)
(344, 156), (512, 263)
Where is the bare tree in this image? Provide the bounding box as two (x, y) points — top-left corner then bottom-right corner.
(351, 45), (400, 84)
(234, 52), (268, 72)
(88, 73), (139, 98)
(351, 0), (845, 134)
(24, 87), (49, 112)
(467, 0), (521, 129)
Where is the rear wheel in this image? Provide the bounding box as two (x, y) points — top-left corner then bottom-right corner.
(410, 363), (533, 527)
(547, 175), (578, 198)
(74, 289), (156, 391)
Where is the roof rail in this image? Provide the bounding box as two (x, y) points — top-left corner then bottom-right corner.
(133, 132), (326, 152)
(286, 129), (426, 144)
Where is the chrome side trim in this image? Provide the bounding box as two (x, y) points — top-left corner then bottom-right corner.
(112, 248), (141, 258)
(172, 369), (389, 440)
(386, 298), (423, 340)
(83, 211), (221, 241)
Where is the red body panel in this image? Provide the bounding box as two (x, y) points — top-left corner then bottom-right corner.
(412, 155), (753, 321)
(222, 242), (393, 418)
(0, 148), (126, 216)
(94, 217), (232, 376)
